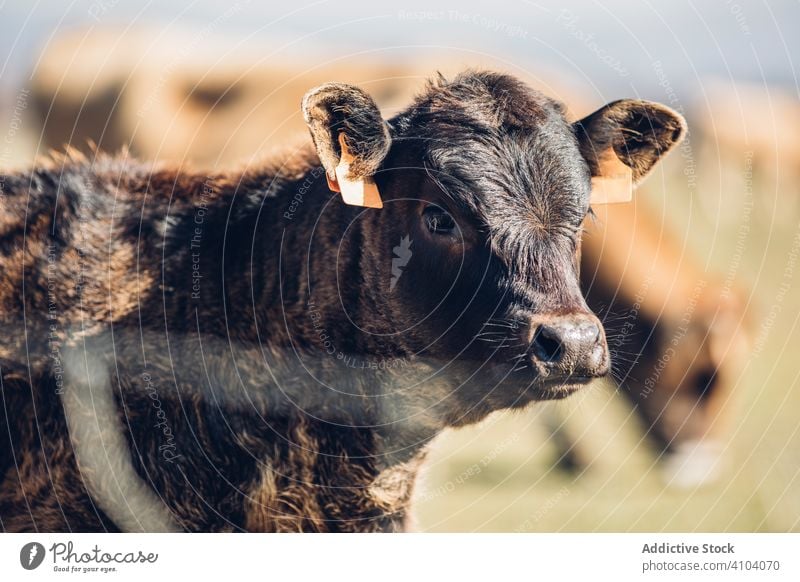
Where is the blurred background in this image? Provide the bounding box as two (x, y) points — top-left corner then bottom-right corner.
(1, 0), (798, 531)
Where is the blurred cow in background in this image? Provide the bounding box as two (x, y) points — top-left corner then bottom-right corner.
(581, 200), (750, 485)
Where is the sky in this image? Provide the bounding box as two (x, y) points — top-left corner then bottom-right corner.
(0, 0), (797, 111)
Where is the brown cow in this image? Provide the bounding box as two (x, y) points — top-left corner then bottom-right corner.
(581, 199), (750, 483)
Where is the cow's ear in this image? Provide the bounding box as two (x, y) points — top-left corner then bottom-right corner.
(302, 83), (390, 207)
(574, 99), (686, 185)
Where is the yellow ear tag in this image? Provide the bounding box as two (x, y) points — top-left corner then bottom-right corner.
(590, 149), (633, 204)
(327, 133), (383, 209)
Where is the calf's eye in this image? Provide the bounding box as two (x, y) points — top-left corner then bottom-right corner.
(423, 205), (457, 235)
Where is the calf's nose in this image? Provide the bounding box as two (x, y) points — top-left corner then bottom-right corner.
(529, 314), (609, 378)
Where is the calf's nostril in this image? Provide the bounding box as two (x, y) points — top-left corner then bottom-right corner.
(531, 325), (564, 363)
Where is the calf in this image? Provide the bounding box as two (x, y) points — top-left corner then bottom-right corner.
(0, 71), (684, 532)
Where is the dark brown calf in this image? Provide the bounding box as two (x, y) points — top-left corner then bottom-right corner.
(0, 71), (684, 531)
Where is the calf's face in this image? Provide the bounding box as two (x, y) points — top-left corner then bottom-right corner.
(303, 72), (685, 406)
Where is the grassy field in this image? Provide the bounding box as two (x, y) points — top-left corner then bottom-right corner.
(414, 153), (800, 532)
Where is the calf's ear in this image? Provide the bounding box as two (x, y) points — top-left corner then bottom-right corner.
(302, 83), (390, 208)
(574, 99), (686, 187)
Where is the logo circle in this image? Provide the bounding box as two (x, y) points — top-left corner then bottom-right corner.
(19, 542), (46, 570)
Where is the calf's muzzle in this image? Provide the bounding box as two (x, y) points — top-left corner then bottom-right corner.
(528, 313), (609, 380)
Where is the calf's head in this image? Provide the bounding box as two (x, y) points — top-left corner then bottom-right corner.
(302, 72), (685, 411)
